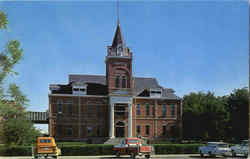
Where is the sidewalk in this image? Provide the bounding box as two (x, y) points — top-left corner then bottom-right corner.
(0, 154), (200, 159)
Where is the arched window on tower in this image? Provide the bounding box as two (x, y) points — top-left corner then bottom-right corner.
(122, 76), (126, 88)
(115, 75), (120, 88)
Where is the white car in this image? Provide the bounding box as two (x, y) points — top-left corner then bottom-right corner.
(199, 142), (231, 157)
(231, 140), (248, 157)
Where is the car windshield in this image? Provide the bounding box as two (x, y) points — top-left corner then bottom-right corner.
(218, 144), (228, 148)
(241, 141), (248, 146)
(128, 139), (139, 144)
(40, 139), (51, 143)
(207, 143), (216, 147)
(121, 140), (126, 145)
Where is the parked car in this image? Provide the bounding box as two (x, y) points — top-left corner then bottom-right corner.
(32, 136), (61, 159)
(231, 140), (248, 157)
(199, 142), (231, 157)
(113, 137), (153, 158)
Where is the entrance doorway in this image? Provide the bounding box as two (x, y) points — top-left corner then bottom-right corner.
(115, 121), (125, 137)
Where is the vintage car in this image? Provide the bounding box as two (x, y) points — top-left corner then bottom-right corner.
(113, 137), (153, 158)
(32, 137), (61, 159)
(199, 142), (231, 157)
(231, 140), (248, 157)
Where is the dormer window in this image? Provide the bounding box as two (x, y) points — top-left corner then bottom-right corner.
(150, 88), (162, 98)
(72, 83), (87, 95)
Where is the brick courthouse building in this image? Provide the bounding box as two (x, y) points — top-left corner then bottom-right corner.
(48, 21), (182, 142)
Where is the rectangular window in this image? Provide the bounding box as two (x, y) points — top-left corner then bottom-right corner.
(57, 125), (62, 136)
(57, 100), (63, 113)
(162, 105), (166, 116)
(87, 105), (93, 116)
(96, 105), (100, 116)
(87, 126), (92, 136)
(146, 104), (150, 116)
(171, 104), (175, 116)
(73, 88), (79, 92)
(58, 103), (62, 113)
(136, 125), (141, 135)
(145, 125), (150, 136)
(68, 127), (73, 136)
(68, 104), (72, 115)
(97, 127), (100, 137)
(162, 125), (167, 136)
(136, 104), (140, 115)
(152, 106), (155, 116)
(114, 105), (125, 116)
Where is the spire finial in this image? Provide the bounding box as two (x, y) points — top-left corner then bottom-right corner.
(117, 0), (120, 25)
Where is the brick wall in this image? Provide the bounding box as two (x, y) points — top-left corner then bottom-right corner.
(49, 95), (182, 141)
(49, 95), (109, 140)
(106, 58), (133, 92)
(133, 98), (182, 139)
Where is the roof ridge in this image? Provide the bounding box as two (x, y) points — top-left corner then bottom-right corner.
(69, 74), (105, 77)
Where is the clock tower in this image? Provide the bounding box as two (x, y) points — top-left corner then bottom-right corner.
(105, 22), (133, 94)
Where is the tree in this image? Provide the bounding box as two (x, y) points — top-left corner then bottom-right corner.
(182, 91), (229, 140)
(227, 87), (248, 141)
(0, 11), (40, 145)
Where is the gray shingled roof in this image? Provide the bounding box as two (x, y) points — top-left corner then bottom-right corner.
(69, 74), (106, 85)
(68, 74), (180, 99)
(133, 77), (160, 95)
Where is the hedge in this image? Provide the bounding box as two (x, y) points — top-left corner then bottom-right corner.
(61, 145), (114, 156)
(0, 144), (204, 156)
(0, 146), (32, 156)
(153, 144), (204, 154)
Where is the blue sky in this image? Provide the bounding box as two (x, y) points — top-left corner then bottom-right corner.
(0, 1), (248, 130)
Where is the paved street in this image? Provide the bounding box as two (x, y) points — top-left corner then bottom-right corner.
(0, 154), (247, 159)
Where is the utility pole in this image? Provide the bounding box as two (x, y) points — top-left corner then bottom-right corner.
(78, 85), (81, 140)
(248, 0), (250, 158)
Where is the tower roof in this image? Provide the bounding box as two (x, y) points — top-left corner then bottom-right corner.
(112, 22), (126, 47)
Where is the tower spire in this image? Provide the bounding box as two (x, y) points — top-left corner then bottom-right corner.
(112, 0), (125, 47)
(117, 0), (120, 25)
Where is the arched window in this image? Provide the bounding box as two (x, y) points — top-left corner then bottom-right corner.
(115, 76), (120, 88)
(116, 121), (125, 127)
(122, 76), (126, 88)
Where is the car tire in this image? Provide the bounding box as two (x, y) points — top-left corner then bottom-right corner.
(116, 152), (120, 158)
(145, 154), (150, 158)
(208, 152), (212, 157)
(200, 151), (204, 157)
(232, 151), (236, 157)
(209, 152), (215, 157)
(130, 153), (136, 159)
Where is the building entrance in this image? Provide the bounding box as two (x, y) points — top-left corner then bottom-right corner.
(115, 121), (125, 137)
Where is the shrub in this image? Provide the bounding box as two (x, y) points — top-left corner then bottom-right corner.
(0, 146), (32, 156)
(61, 144), (113, 156)
(0, 143), (205, 156)
(153, 144), (204, 154)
